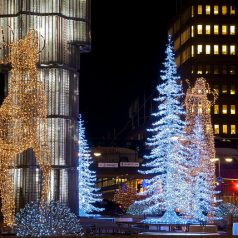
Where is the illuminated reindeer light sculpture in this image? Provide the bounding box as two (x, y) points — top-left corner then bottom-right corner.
(0, 29), (51, 226)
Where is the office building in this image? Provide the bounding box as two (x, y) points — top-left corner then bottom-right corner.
(169, 0), (238, 138)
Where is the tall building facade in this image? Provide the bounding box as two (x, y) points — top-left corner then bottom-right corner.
(169, 0), (238, 138)
(0, 0), (91, 212)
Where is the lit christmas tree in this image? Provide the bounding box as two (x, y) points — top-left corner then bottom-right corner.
(113, 181), (139, 212)
(184, 78), (219, 222)
(77, 114), (103, 217)
(189, 116), (213, 221)
(137, 36), (189, 224)
(15, 201), (84, 237)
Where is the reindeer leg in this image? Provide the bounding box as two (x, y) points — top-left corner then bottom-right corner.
(33, 145), (51, 203)
(0, 162), (15, 227)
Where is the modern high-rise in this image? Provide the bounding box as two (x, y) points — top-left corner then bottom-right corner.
(169, 0), (238, 138)
(0, 0), (91, 213)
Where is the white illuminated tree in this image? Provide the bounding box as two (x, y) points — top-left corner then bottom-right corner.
(77, 114), (103, 216)
(137, 36), (189, 224)
(184, 78), (219, 222)
(189, 116), (212, 222)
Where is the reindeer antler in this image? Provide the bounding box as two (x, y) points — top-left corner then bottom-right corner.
(0, 25), (15, 64)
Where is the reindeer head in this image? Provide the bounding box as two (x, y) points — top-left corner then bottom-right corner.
(0, 28), (45, 71)
(9, 30), (39, 71)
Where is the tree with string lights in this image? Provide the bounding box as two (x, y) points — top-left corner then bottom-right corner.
(184, 77), (219, 222)
(137, 36), (189, 224)
(113, 181), (139, 212)
(77, 114), (103, 217)
(15, 201), (84, 237)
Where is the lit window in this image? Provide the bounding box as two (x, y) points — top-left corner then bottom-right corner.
(214, 65), (219, 74)
(197, 65), (203, 74)
(214, 85), (219, 94)
(222, 105), (227, 114)
(214, 105), (219, 114)
(230, 45), (235, 55)
(205, 25), (210, 34)
(198, 5), (202, 15)
(222, 6), (227, 15)
(223, 124), (227, 134)
(222, 25), (227, 35)
(191, 45), (194, 57)
(214, 124), (219, 134)
(206, 5), (210, 15)
(191, 6), (194, 17)
(231, 105), (236, 114)
(214, 25), (219, 35)
(230, 25), (235, 35)
(205, 45), (211, 54)
(197, 25), (203, 34)
(214, 5), (219, 15)
(229, 65), (236, 74)
(231, 125), (236, 134)
(191, 26), (194, 37)
(230, 85), (236, 95)
(205, 65), (210, 74)
(230, 6), (235, 15)
(197, 45), (203, 54)
(222, 85), (227, 94)
(214, 45), (219, 54)
(222, 45), (227, 55)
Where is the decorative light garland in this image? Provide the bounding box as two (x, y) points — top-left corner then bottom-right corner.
(0, 29), (51, 226)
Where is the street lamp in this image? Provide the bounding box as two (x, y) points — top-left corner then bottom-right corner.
(225, 157), (233, 163)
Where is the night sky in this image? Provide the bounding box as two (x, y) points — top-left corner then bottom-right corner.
(80, 0), (178, 139)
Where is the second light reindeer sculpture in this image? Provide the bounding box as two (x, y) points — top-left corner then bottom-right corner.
(0, 29), (51, 226)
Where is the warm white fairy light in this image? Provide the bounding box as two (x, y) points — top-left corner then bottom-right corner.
(0, 29), (51, 226)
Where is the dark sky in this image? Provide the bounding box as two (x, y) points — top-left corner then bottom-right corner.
(80, 0), (177, 139)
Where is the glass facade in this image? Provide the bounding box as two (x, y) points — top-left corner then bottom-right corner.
(0, 0), (91, 212)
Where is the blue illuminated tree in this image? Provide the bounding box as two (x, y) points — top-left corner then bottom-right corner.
(137, 36), (189, 224)
(77, 114), (103, 216)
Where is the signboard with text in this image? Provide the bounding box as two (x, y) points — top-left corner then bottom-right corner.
(98, 163), (118, 168)
(120, 162), (139, 167)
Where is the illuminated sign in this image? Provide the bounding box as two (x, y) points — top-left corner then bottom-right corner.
(120, 162), (139, 167)
(98, 163), (118, 168)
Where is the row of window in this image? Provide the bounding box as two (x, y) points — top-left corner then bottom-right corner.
(213, 105), (236, 115)
(193, 44), (236, 56)
(193, 25), (236, 36)
(174, 25), (237, 52)
(214, 124), (236, 135)
(177, 45), (237, 67)
(192, 5), (236, 16)
(213, 85), (236, 95)
(191, 65), (237, 75)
